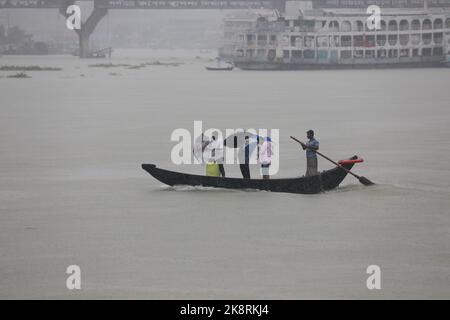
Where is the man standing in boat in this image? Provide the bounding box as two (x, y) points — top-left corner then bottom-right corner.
(302, 130), (319, 176)
(239, 136), (251, 179)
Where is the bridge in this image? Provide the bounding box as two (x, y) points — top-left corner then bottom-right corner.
(1, 0), (449, 57)
(0, 0), (284, 57)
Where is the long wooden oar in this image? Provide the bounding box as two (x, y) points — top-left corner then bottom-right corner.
(290, 136), (374, 186)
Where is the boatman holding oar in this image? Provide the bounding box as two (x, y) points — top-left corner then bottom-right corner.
(302, 130), (319, 176)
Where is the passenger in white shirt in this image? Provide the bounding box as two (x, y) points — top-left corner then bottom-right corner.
(259, 137), (272, 180)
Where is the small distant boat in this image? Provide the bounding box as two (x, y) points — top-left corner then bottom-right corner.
(205, 65), (234, 71)
(72, 47), (113, 58)
(205, 58), (234, 71)
(142, 156), (360, 194)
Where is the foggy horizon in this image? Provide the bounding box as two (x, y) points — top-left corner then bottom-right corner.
(1, 0), (450, 306)
(1, 8), (233, 49)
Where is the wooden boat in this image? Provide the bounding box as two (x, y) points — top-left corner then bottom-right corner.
(205, 59), (234, 71)
(205, 65), (234, 71)
(142, 156), (359, 194)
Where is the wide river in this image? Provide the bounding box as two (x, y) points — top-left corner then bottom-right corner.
(1, 50), (449, 299)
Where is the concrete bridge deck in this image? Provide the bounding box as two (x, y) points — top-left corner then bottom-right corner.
(1, 0), (449, 9)
(0, 0), (275, 9)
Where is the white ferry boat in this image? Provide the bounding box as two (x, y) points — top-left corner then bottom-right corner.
(224, 1), (450, 70)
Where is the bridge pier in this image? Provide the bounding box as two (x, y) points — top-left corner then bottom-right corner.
(59, 1), (108, 58)
(54, 0), (286, 58)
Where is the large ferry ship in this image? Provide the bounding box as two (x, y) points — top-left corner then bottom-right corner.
(223, 1), (450, 70)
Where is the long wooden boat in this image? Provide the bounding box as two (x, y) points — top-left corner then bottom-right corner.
(142, 156), (358, 194)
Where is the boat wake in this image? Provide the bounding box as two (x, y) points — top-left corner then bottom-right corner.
(331, 182), (450, 197)
(157, 184), (238, 193)
(331, 184), (370, 193)
(156, 184), (267, 193)
(377, 183), (450, 195)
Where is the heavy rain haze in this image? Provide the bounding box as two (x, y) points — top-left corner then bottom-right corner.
(1, 0), (450, 303)
(1, 6), (228, 49)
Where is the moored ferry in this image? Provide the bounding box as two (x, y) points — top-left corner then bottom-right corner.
(224, 1), (450, 70)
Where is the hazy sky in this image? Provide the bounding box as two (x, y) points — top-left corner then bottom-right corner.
(1, 6), (231, 48)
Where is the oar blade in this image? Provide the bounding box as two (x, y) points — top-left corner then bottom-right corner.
(358, 176), (375, 186)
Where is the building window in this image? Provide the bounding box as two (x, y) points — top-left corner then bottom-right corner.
(433, 18), (443, 29)
(283, 50), (290, 58)
(291, 36), (302, 47)
(328, 21), (339, 32)
(366, 35), (375, 47)
(388, 20), (398, 31)
(341, 35), (352, 47)
(269, 35), (277, 45)
(423, 19), (432, 30)
(411, 34), (420, 45)
(341, 50), (352, 59)
(304, 36), (314, 48)
(354, 50), (364, 58)
(433, 32), (443, 44)
(318, 50), (328, 60)
(290, 36), (296, 47)
(399, 20), (409, 31)
(411, 20), (420, 30)
(354, 20), (364, 32)
(331, 36), (340, 47)
(388, 35), (398, 46)
(376, 35), (386, 46)
(422, 48), (432, 56)
(388, 49), (398, 58)
(257, 49), (266, 57)
(246, 34), (255, 46)
(330, 50), (338, 61)
(400, 49), (409, 57)
(422, 33), (432, 45)
(432, 47), (443, 56)
(399, 34), (409, 46)
(353, 35), (364, 47)
(365, 50), (375, 58)
(257, 35), (267, 46)
(341, 21), (352, 32)
(304, 50), (315, 59)
(377, 49), (387, 58)
(291, 50), (302, 58)
(317, 36), (329, 47)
